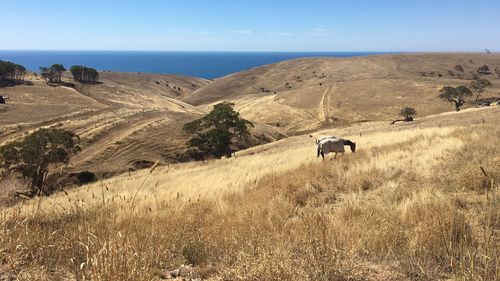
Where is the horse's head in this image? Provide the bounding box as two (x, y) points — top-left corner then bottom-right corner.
(350, 142), (356, 153)
(343, 139), (356, 152)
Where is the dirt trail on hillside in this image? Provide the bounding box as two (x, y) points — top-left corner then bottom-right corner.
(319, 86), (337, 123)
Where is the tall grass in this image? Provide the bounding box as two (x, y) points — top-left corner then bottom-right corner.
(1, 125), (498, 280)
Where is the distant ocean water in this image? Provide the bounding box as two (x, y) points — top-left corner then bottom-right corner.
(0, 51), (392, 79)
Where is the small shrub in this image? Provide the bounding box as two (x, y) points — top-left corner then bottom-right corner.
(477, 65), (491, 75)
(77, 171), (97, 185)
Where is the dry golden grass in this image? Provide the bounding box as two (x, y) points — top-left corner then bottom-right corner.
(1, 107), (498, 280)
(183, 53), (500, 133)
(0, 72), (283, 177)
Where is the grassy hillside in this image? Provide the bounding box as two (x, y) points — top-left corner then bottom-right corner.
(181, 53), (500, 133)
(0, 72), (283, 178)
(2, 106), (498, 280)
(1, 54), (499, 280)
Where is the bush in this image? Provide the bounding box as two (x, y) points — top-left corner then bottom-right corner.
(477, 65), (491, 75)
(454, 64), (464, 72)
(400, 107), (417, 121)
(77, 171), (97, 185)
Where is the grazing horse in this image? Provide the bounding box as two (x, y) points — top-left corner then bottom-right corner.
(316, 137), (356, 159)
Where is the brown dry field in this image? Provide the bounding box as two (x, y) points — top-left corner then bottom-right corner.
(182, 53), (500, 133)
(1, 106), (499, 280)
(0, 53), (499, 280)
(0, 72), (283, 177)
(1, 53), (499, 177)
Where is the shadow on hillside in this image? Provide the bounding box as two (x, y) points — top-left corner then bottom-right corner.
(80, 81), (103, 85)
(46, 81), (76, 88)
(46, 81), (103, 88)
(0, 80), (34, 88)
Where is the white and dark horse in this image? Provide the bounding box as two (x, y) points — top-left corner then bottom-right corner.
(316, 136), (356, 159)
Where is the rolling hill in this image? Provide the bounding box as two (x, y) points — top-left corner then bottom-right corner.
(1, 53), (499, 178)
(180, 53), (500, 133)
(1, 53), (500, 280)
(0, 71), (284, 177)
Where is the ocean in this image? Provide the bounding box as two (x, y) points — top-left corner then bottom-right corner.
(0, 51), (391, 79)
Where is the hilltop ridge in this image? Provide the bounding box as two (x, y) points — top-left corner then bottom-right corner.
(181, 53), (500, 133)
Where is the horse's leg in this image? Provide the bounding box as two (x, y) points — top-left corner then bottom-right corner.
(321, 151), (325, 160)
(334, 152), (337, 159)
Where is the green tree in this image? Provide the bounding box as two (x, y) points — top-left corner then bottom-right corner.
(0, 60), (26, 82)
(70, 65), (83, 81)
(438, 86), (473, 111)
(0, 128), (80, 195)
(400, 107), (417, 121)
(470, 78), (492, 102)
(39, 66), (56, 84)
(183, 102), (254, 159)
(39, 64), (66, 84)
(70, 65), (99, 82)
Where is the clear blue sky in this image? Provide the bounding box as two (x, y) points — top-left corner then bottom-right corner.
(1, 0), (499, 52)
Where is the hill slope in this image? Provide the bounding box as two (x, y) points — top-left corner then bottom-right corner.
(0, 72), (284, 177)
(181, 53), (500, 133)
(4, 106), (498, 280)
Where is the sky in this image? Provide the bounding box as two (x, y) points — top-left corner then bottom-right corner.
(1, 0), (499, 52)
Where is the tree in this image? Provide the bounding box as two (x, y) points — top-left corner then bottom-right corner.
(400, 107), (417, 121)
(70, 65), (83, 81)
(438, 86), (473, 111)
(50, 64), (66, 83)
(39, 64), (66, 84)
(70, 65), (99, 82)
(470, 78), (492, 102)
(0, 60), (26, 82)
(0, 128), (80, 195)
(39, 67), (54, 84)
(183, 102), (254, 159)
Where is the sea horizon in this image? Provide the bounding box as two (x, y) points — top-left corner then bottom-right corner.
(0, 50), (396, 79)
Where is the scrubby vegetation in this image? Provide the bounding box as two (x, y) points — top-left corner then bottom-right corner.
(477, 65), (491, 75)
(77, 171), (98, 185)
(0, 124), (498, 280)
(399, 107), (416, 121)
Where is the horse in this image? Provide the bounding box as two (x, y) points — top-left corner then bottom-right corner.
(316, 137), (356, 160)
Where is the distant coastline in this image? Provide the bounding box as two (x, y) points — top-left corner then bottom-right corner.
(0, 51), (394, 79)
